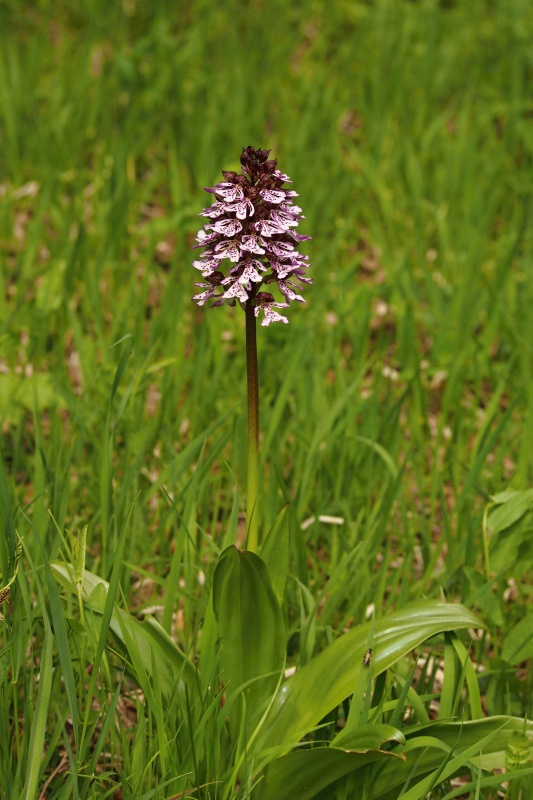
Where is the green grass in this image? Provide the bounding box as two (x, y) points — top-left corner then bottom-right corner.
(1, 0), (533, 797)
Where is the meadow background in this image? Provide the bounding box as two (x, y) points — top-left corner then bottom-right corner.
(1, 0), (533, 797)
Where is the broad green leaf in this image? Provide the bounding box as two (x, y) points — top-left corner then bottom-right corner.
(490, 490), (523, 504)
(199, 483), (241, 693)
(51, 563), (198, 705)
(332, 724), (406, 752)
(258, 601), (483, 753)
(260, 504), (290, 607)
(0, 372), (66, 416)
(257, 726), (405, 800)
(488, 489), (533, 534)
(502, 612), (533, 664)
(488, 506), (533, 574)
(369, 717), (533, 799)
(213, 546), (285, 723)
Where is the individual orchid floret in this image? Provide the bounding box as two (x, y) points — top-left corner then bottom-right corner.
(192, 271), (225, 306)
(192, 146), (311, 323)
(254, 292), (289, 326)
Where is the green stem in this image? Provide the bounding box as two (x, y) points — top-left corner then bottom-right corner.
(245, 297), (260, 552)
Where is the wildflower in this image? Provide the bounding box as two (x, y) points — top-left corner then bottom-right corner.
(254, 292), (289, 327)
(192, 146), (311, 325)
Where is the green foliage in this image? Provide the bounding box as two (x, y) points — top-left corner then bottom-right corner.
(1, 0), (533, 797)
(212, 546), (286, 732)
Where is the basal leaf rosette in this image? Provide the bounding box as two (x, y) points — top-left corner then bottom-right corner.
(192, 146), (312, 326)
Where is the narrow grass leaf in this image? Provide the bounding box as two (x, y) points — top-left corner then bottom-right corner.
(260, 504), (290, 607)
(32, 524), (80, 749)
(51, 563), (198, 704)
(450, 634), (483, 720)
(439, 634), (456, 720)
(0, 453), (15, 576)
(21, 553), (54, 800)
(163, 441), (204, 632)
(86, 673), (124, 778)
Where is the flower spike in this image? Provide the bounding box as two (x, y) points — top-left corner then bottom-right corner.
(192, 146), (311, 324)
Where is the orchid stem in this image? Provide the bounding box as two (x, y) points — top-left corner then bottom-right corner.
(245, 297), (260, 552)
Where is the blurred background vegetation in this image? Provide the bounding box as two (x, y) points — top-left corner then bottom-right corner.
(1, 0), (533, 792)
(3, 0), (533, 625)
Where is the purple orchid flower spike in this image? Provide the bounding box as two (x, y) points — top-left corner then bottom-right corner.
(192, 146), (312, 325)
